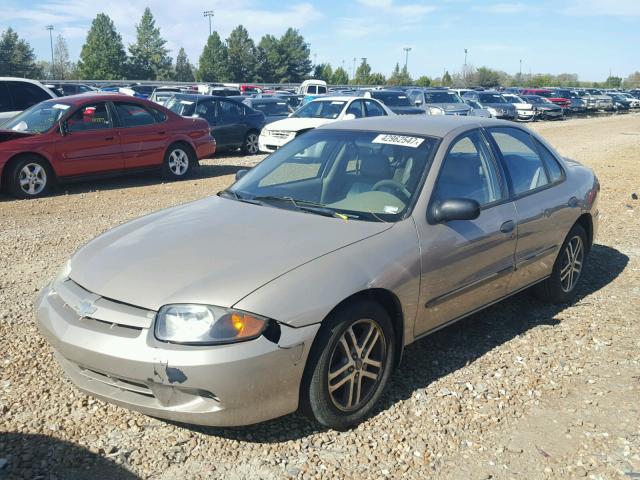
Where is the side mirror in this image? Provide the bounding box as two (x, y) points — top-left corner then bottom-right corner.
(235, 169), (249, 181)
(414, 100), (422, 106)
(430, 198), (480, 223)
(58, 120), (68, 136)
(343, 113), (356, 120)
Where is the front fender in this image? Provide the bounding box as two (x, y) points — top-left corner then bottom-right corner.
(233, 219), (422, 346)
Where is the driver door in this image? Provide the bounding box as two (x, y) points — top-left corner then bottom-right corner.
(413, 130), (517, 335)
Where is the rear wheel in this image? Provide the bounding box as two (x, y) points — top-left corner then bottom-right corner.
(302, 300), (395, 430)
(7, 156), (53, 199)
(162, 144), (193, 180)
(534, 224), (588, 304)
(241, 131), (259, 155)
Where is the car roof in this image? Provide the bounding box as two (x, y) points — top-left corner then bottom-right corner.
(317, 115), (512, 138)
(39, 92), (151, 105)
(310, 96), (358, 102)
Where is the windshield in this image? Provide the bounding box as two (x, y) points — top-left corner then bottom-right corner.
(3, 100), (71, 133)
(479, 93), (507, 104)
(251, 101), (291, 116)
(424, 91), (462, 103)
(535, 91), (554, 98)
(165, 97), (197, 116)
(227, 129), (439, 221)
(504, 95), (523, 104)
(372, 92), (412, 106)
(526, 96), (549, 105)
(292, 100), (347, 119)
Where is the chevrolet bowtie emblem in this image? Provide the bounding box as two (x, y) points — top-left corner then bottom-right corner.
(74, 300), (97, 318)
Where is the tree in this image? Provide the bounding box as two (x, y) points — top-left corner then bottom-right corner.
(198, 32), (229, 82)
(605, 75), (622, 88)
(415, 75), (431, 87)
(226, 25), (256, 82)
(256, 34), (280, 82)
(77, 14), (127, 79)
(387, 63), (411, 86)
(474, 66), (501, 87)
(369, 72), (386, 85)
(313, 63), (333, 82)
(128, 8), (172, 80)
(625, 71), (640, 88)
(0, 28), (42, 78)
(173, 48), (194, 82)
(331, 67), (349, 85)
(442, 71), (452, 87)
(353, 58), (372, 85)
(50, 34), (72, 79)
(275, 28), (312, 83)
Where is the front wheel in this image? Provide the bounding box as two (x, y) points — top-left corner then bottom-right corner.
(241, 131), (260, 155)
(162, 144), (193, 180)
(534, 224), (588, 304)
(302, 300), (395, 430)
(7, 156), (53, 199)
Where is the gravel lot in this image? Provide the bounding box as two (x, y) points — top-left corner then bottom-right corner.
(1, 114), (639, 479)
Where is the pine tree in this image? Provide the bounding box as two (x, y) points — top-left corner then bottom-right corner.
(353, 59), (372, 85)
(276, 28), (311, 83)
(442, 71), (452, 86)
(226, 25), (256, 82)
(0, 28), (42, 78)
(77, 14), (127, 79)
(198, 32), (229, 82)
(331, 67), (349, 85)
(128, 8), (172, 80)
(173, 48), (194, 82)
(256, 34), (280, 83)
(313, 63), (333, 82)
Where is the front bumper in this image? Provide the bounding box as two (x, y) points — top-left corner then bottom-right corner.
(259, 132), (295, 153)
(36, 280), (320, 427)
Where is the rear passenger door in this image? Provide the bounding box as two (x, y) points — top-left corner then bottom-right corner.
(112, 101), (167, 169)
(486, 127), (574, 292)
(214, 100), (246, 148)
(414, 130), (517, 335)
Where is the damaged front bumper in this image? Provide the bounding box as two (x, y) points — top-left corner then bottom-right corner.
(35, 280), (320, 427)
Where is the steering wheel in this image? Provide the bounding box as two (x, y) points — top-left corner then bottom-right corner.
(372, 179), (411, 203)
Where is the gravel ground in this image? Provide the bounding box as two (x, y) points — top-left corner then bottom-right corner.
(0, 114), (639, 479)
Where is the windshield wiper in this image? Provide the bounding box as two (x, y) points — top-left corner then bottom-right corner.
(251, 195), (351, 219)
(218, 189), (262, 205)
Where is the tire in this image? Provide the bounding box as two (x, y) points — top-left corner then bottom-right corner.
(6, 155), (53, 199)
(162, 144), (193, 180)
(534, 224), (588, 304)
(302, 300), (395, 430)
(241, 131), (259, 155)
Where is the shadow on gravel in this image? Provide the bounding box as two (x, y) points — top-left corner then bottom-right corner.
(184, 244), (627, 443)
(0, 432), (139, 479)
(0, 152), (262, 203)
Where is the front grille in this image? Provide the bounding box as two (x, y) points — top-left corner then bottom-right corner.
(269, 131), (292, 140)
(79, 366), (155, 398)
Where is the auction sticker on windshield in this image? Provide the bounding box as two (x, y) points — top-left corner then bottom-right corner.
(52, 104), (70, 110)
(372, 134), (424, 148)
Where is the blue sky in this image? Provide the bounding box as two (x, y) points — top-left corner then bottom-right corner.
(1, 0), (638, 81)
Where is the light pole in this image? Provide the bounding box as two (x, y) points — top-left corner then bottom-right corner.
(352, 57), (356, 79)
(403, 47), (411, 71)
(46, 25), (54, 78)
(203, 11), (214, 37)
(464, 48), (468, 86)
(519, 59), (522, 80)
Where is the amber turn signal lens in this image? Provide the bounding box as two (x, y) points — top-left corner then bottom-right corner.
(230, 313), (266, 337)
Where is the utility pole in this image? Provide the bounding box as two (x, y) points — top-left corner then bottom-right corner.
(403, 47), (411, 71)
(313, 53), (317, 66)
(352, 57), (356, 79)
(519, 59), (522, 79)
(464, 48), (468, 86)
(46, 25), (54, 79)
(203, 11), (214, 37)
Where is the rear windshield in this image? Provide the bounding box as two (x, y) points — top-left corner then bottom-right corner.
(372, 92), (412, 106)
(479, 93), (507, 103)
(251, 101), (290, 116)
(424, 91), (462, 103)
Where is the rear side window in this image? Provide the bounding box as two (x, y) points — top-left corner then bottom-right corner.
(345, 100), (364, 118)
(7, 81), (51, 111)
(0, 82), (12, 112)
(114, 102), (156, 127)
(364, 99), (386, 117)
(218, 100), (243, 122)
(67, 103), (112, 132)
(489, 128), (549, 195)
(533, 139), (563, 183)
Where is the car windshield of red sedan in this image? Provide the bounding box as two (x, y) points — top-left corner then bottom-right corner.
(4, 101), (72, 133)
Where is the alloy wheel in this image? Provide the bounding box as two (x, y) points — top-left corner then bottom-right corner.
(245, 134), (259, 154)
(168, 149), (189, 176)
(19, 163), (47, 196)
(560, 235), (584, 292)
(327, 319), (386, 412)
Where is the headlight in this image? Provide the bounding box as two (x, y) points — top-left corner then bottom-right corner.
(487, 107), (498, 115)
(428, 106), (444, 115)
(56, 260), (72, 283)
(155, 304), (268, 345)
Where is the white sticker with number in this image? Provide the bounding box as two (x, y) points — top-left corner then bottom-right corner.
(372, 134), (424, 148)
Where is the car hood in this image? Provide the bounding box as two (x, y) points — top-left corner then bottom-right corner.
(264, 114), (289, 124)
(389, 106), (424, 115)
(0, 129), (36, 144)
(264, 117), (332, 132)
(69, 196), (392, 311)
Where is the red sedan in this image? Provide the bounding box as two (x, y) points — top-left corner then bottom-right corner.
(0, 93), (216, 198)
(520, 89), (571, 110)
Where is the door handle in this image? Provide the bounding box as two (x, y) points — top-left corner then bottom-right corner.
(104, 136), (114, 141)
(157, 130), (166, 135)
(500, 220), (515, 233)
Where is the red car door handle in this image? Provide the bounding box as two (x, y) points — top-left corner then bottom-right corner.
(104, 136), (115, 140)
(157, 130), (166, 135)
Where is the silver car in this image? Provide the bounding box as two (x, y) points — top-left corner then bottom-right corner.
(36, 116), (599, 429)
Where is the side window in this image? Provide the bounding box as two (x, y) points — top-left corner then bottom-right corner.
(434, 131), (504, 207)
(217, 100), (243, 123)
(307, 86), (317, 95)
(489, 128), (549, 195)
(346, 100), (364, 118)
(8, 82), (51, 111)
(533, 139), (563, 183)
(66, 103), (112, 132)
(195, 101), (216, 124)
(317, 86), (327, 94)
(0, 82), (13, 112)
(114, 102), (156, 127)
(364, 99), (386, 117)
